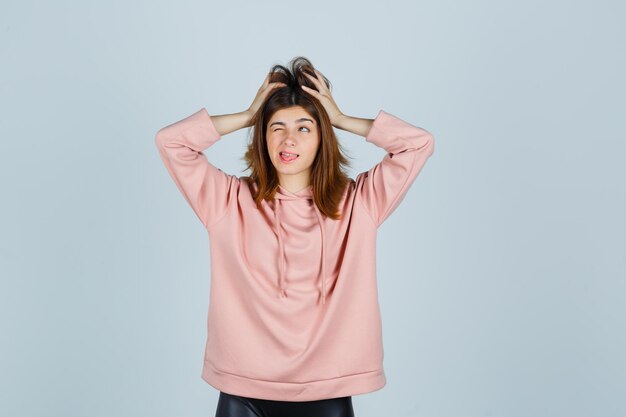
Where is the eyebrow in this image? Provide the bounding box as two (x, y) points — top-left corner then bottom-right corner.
(269, 118), (315, 128)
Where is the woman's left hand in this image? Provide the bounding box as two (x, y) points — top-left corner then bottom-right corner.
(301, 69), (344, 127)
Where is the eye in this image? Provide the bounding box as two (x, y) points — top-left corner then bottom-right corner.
(272, 126), (311, 132)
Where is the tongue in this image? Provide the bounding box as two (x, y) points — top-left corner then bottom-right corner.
(282, 154), (297, 161)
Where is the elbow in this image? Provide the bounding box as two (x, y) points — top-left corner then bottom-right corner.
(413, 130), (435, 155)
(154, 128), (168, 149)
(425, 132), (435, 155)
(414, 126), (435, 155)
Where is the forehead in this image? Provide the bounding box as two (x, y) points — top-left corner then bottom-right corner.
(268, 107), (315, 125)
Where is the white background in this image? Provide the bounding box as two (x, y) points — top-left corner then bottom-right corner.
(1, 0), (624, 416)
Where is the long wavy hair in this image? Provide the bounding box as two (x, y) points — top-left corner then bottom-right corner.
(242, 56), (353, 220)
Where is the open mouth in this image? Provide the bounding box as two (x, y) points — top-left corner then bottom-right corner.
(279, 151), (299, 162)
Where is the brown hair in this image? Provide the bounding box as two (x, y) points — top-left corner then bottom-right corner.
(242, 56), (353, 220)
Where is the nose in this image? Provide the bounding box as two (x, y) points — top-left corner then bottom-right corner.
(284, 131), (297, 146)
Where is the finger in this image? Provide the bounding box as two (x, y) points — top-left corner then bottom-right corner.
(301, 85), (318, 96)
(303, 71), (321, 85)
(262, 82), (285, 97)
(303, 72), (325, 92)
(313, 69), (327, 84)
(314, 69), (331, 91)
(263, 81), (277, 90)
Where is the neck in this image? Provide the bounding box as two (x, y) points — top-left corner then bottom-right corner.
(278, 176), (311, 194)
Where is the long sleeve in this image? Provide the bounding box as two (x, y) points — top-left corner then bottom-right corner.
(355, 109), (435, 227)
(155, 107), (239, 229)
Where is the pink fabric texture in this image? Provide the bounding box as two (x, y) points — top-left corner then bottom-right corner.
(155, 107), (435, 401)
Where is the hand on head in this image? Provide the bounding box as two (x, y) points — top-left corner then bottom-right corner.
(300, 69), (344, 126)
(246, 64), (344, 128)
(247, 72), (287, 117)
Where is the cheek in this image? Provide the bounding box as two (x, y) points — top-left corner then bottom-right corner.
(266, 137), (277, 152)
(310, 140), (321, 156)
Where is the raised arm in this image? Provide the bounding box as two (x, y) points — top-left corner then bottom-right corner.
(298, 68), (435, 227)
(353, 110), (435, 227)
(155, 108), (246, 229)
(155, 74), (286, 229)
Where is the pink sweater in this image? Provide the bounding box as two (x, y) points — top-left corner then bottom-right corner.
(155, 107), (435, 401)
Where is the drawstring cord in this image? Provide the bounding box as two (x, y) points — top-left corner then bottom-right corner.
(273, 198), (327, 305)
(313, 207), (327, 305)
(274, 203), (287, 299)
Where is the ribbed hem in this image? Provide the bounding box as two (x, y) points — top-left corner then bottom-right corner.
(201, 360), (386, 402)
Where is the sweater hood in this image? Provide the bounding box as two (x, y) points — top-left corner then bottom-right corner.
(273, 184), (328, 305)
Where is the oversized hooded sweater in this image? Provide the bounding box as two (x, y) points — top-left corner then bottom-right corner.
(155, 107), (435, 401)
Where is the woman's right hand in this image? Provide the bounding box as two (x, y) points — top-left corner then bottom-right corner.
(246, 73), (286, 124)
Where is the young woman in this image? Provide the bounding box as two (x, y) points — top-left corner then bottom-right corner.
(155, 57), (435, 417)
